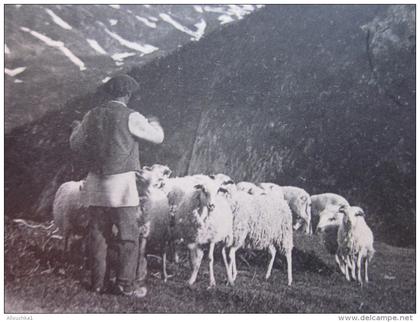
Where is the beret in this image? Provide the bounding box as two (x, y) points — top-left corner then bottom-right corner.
(103, 74), (139, 98)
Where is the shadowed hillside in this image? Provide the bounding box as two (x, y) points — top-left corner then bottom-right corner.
(5, 5), (415, 246)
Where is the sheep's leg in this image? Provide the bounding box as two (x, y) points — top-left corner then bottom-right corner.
(162, 241), (175, 282)
(265, 244), (276, 280)
(221, 246), (233, 284)
(335, 254), (346, 275)
(208, 242), (216, 287)
(309, 222), (313, 235)
(357, 253), (363, 285)
(162, 249), (168, 282)
(232, 249), (238, 281)
(286, 248), (293, 286)
(227, 247), (237, 286)
(364, 258), (369, 283)
(346, 255), (355, 281)
(344, 260), (351, 281)
(188, 244), (204, 286)
(350, 256), (357, 281)
(170, 239), (179, 264)
(305, 222), (312, 235)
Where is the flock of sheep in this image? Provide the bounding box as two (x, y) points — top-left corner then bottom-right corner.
(53, 164), (375, 288)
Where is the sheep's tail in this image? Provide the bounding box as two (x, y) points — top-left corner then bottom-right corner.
(13, 219), (55, 230)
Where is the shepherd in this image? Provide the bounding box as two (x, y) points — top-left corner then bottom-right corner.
(69, 74), (164, 298)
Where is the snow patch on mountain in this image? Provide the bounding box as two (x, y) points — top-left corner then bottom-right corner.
(45, 8), (72, 30)
(20, 27), (86, 71)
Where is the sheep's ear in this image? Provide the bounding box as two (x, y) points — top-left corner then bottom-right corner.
(225, 180), (234, 185)
(218, 187), (230, 196)
(163, 168), (172, 177)
(338, 205), (346, 213)
(247, 188), (253, 195)
(143, 166), (152, 171)
(209, 174), (216, 180)
(355, 209), (365, 217)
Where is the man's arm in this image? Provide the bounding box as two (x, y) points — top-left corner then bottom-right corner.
(128, 112), (164, 144)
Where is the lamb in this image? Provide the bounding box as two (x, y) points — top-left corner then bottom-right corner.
(336, 205), (375, 285)
(311, 193), (350, 234)
(225, 182), (294, 286)
(260, 184), (312, 235)
(172, 178), (233, 287)
(52, 180), (88, 252)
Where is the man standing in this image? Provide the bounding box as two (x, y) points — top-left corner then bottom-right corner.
(70, 74), (164, 298)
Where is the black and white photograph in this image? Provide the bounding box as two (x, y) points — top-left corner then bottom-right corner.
(3, 3), (416, 315)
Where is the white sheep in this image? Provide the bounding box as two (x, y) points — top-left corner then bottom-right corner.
(259, 184), (312, 235)
(281, 186), (312, 234)
(336, 205), (375, 285)
(225, 182), (294, 286)
(172, 178), (233, 287)
(141, 173), (233, 285)
(52, 180), (88, 252)
(134, 165), (175, 282)
(311, 193), (350, 234)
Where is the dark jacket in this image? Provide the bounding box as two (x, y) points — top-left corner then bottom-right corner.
(83, 101), (141, 175)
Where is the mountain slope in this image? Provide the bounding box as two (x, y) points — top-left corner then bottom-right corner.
(5, 5), (415, 246)
(5, 4), (262, 132)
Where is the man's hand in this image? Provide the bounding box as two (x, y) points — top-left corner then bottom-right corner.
(147, 116), (160, 124)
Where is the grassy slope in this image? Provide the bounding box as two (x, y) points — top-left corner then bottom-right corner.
(4, 220), (415, 313)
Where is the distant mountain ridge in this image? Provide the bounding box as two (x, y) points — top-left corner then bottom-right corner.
(5, 4), (263, 132)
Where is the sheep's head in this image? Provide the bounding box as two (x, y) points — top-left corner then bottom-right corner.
(316, 205), (343, 234)
(210, 173), (236, 196)
(291, 194), (312, 235)
(237, 181), (266, 195)
(135, 170), (152, 197)
(258, 182), (276, 191)
(142, 164), (172, 188)
(194, 182), (218, 212)
(340, 205), (365, 228)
